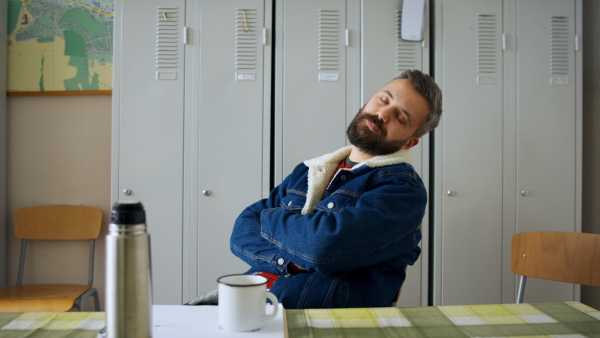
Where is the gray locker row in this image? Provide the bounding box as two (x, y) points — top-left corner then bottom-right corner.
(112, 0), (581, 306)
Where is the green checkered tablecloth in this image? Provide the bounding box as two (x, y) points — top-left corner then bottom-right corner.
(0, 312), (104, 338)
(285, 302), (600, 337)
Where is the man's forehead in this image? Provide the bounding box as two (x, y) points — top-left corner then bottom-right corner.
(383, 78), (410, 91)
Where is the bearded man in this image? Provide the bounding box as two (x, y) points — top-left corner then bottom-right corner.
(189, 69), (442, 309)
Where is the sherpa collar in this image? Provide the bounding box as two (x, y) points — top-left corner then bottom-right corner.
(301, 146), (412, 214)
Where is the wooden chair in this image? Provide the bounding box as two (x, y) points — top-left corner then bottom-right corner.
(0, 205), (102, 312)
(511, 231), (600, 304)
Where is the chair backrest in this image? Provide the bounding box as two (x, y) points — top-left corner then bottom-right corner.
(511, 231), (600, 287)
(14, 205), (102, 286)
(14, 205), (102, 240)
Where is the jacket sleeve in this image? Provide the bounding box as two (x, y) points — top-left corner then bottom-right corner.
(259, 175), (426, 275)
(229, 173), (295, 275)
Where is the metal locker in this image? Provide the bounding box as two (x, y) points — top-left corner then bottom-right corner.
(434, 0), (581, 306)
(434, 0), (505, 305)
(362, 0), (430, 307)
(113, 0), (186, 305)
(274, 0), (358, 182)
(189, 0), (272, 296)
(512, 0), (579, 303)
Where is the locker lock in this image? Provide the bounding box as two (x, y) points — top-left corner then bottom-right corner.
(123, 189), (133, 196)
(202, 190), (212, 196)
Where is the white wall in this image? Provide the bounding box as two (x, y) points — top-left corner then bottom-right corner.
(0, 0), (7, 289)
(6, 95), (111, 310)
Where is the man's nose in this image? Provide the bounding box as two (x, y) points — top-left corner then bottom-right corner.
(377, 106), (394, 123)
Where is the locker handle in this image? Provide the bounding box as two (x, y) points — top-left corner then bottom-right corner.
(263, 28), (267, 45)
(345, 29), (349, 47)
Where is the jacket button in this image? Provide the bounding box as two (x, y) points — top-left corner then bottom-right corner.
(327, 202), (334, 209)
(340, 175), (347, 180)
(277, 258), (285, 265)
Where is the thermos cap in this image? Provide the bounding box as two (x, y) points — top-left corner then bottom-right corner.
(111, 201), (146, 225)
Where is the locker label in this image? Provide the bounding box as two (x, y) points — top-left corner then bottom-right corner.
(549, 77), (569, 85)
(477, 76), (496, 85)
(156, 72), (177, 80)
(318, 73), (339, 82)
(236, 73), (256, 81)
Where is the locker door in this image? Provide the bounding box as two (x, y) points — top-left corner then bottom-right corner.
(435, 0), (504, 305)
(362, 0), (429, 307)
(275, 0), (349, 181)
(113, 0), (186, 304)
(194, 0), (271, 294)
(515, 0), (577, 302)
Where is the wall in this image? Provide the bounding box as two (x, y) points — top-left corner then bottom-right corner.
(6, 94), (111, 310)
(0, 0), (7, 289)
(580, 0), (600, 309)
(3, 2), (600, 310)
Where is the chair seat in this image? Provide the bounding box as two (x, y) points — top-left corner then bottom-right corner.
(0, 284), (91, 312)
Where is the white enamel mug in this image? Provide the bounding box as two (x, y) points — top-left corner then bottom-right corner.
(217, 274), (279, 331)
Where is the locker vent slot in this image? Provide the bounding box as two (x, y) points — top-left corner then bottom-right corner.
(156, 7), (179, 69)
(318, 9), (341, 70)
(476, 14), (498, 74)
(236, 8), (259, 70)
(550, 16), (569, 75)
(396, 10), (418, 72)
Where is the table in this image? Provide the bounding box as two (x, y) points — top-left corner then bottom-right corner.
(0, 302), (599, 337)
(0, 304), (284, 337)
(285, 302), (600, 337)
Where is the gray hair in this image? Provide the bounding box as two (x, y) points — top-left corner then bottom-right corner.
(395, 70), (443, 138)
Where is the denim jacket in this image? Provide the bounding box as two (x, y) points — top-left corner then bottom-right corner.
(230, 146), (426, 309)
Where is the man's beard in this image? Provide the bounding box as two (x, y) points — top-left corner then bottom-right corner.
(346, 109), (408, 156)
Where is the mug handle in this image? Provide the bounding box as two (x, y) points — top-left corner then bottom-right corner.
(263, 291), (279, 321)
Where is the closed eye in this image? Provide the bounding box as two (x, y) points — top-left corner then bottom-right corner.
(400, 109), (412, 125)
(381, 90), (394, 104)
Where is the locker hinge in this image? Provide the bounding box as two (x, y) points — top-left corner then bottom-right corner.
(575, 34), (580, 52)
(263, 28), (267, 46)
(502, 33), (506, 50)
(345, 29), (350, 47)
(183, 27), (189, 45)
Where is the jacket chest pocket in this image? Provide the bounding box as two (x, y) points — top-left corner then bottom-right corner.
(317, 191), (359, 211)
(280, 190), (306, 210)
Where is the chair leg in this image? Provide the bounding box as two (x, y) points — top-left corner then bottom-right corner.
(78, 288), (100, 311)
(516, 275), (527, 304)
(78, 296), (87, 312)
(93, 289), (100, 311)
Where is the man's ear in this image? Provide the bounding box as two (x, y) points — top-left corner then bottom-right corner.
(401, 137), (420, 150)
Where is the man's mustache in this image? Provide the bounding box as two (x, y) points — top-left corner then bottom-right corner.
(358, 112), (386, 136)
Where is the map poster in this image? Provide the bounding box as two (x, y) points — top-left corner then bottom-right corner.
(7, 0), (114, 93)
